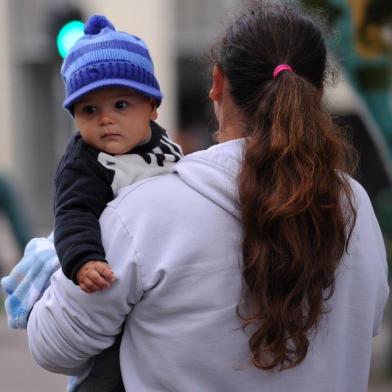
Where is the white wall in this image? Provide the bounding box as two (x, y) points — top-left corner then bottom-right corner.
(0, 0), (12, 171)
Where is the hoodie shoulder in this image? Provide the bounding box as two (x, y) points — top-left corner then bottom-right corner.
(176, 138), (245, 178)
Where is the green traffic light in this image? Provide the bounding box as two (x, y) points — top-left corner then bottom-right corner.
(56, 20), (84, 58)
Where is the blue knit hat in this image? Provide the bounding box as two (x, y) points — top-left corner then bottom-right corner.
(61, 15), (162, 112)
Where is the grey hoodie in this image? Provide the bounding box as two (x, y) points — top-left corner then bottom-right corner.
(28, 139), (389, 392)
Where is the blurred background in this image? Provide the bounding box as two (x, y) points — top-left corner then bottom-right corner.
(0, 0), (391, 391)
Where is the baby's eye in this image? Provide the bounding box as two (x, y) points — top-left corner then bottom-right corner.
(115, 100), (128, 110)
(82, 105), (96, 114)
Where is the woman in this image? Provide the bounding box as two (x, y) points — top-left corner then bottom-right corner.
(27, 3), (388, 391)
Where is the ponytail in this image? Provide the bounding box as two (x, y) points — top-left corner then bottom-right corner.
(212, 2), (358, 371)
(237, 71), (357, 370)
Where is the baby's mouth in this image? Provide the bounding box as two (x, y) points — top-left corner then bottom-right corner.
(102, 132), (121, 138)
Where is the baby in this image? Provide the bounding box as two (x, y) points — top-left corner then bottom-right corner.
(55, 15), (182, 296)
(53, 14), (182, 391)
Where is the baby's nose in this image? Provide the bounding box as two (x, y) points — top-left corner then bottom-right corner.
(99, 110), (115, 125)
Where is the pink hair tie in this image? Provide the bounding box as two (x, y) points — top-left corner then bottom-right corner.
(273, 64), (294, 79)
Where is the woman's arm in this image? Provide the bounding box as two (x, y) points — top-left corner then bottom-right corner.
(27, 206), (144, 375)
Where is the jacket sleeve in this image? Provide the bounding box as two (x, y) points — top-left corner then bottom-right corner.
(54, 155), (114, 283)
(348, 179), (389, 337)
(27, 206), (143, 375)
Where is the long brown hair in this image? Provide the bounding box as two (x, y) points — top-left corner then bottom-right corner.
(212, 2), (357, 370)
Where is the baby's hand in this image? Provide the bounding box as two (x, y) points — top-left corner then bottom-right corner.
(77, 261), (115, 294)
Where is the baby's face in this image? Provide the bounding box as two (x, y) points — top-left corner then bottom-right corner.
(73, 87), (157, 154)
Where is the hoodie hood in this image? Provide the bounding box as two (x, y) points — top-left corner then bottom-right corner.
(173, 139), (245, 220)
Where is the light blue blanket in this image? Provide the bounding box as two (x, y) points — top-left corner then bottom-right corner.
(1, 233), (59, 328)
(1, 234), (81, 392)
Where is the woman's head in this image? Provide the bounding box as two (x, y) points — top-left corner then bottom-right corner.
(211, 2), (357, 371)
(211, 2), (326, 122)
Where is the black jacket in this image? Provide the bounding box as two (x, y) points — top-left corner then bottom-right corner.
(54, 121), (182, 283)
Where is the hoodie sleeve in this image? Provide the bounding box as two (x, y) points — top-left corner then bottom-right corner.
(366, 196), (390, 337)
(349, 179), (389, 337)
(27, 206), (144, 375)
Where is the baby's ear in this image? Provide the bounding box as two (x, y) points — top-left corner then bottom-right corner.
(149, 98), (157, 108)
(150, 99), (158, 120)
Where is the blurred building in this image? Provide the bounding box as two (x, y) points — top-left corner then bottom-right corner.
(0, 0), (390, 240)
(0, 0), (390, 385)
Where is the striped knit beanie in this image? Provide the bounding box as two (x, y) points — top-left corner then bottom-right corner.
(61, 15), (162, 113)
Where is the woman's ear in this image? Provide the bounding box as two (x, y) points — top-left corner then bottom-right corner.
(209, 64), (224, 102)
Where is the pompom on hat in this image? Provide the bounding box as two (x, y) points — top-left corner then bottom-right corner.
(61, 15), (162, 113)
